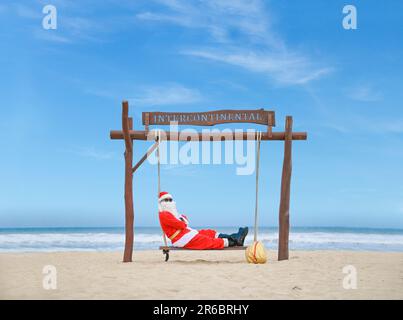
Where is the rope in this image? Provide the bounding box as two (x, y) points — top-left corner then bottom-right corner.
(156, 130), (169, 248)
(254, 131), (262, 242)
(156, 130), (161, 196)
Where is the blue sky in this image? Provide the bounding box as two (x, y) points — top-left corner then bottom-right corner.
(0, 0), (402, 229)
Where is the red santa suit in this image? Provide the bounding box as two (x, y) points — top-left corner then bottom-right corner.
(158, 192), (228, 249)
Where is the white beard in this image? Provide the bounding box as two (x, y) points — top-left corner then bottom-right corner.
(159, 201), (180, 218)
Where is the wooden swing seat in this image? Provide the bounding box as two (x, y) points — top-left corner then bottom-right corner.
(159, 246), (247, 251)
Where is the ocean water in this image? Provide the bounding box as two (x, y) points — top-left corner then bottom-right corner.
(1, 227), (403, 253)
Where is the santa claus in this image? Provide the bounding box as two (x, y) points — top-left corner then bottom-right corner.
(158, 191), (248, 249)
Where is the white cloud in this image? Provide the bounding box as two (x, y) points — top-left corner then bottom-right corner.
(137, 0), (276, 45)
(162, 164), (198, 177)
(83, 82), (203, 106)
(15, 4), (41, 19)
(128, 84), (202, 107)
(320, 117), (403, 135)
(136, 0), (332, 85)
(84, 88), (117, 100)
(347, 85), (382, 102)
(10, 2), (106, 44)
(34, 29), (71, 43)
(378, 121), (403, 134)
(321, 123), (350, 134)
(183, 49), (333, 85)
(136, 12), (195, 28)
(58, 146), (116, 160)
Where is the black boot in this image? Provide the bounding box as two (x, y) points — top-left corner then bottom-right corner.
(227, 237), (238, 247)
(218, 233), (232, 239)
(232, 227), (248, 246)
(218, 228), (246, 240)
(218, 234), (238, 247)
(218, 227), (248, 246)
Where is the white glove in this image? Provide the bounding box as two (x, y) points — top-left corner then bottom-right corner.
(180, 215), (189, 226)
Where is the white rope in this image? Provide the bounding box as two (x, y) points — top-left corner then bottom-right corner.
(254, 131), (262, 242)
(156, 129), (161, 195)
(156, 130), (168, 247)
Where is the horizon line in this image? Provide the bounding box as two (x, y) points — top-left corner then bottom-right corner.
(1, 225), (403, 232)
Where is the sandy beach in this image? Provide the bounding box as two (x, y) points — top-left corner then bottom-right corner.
(1, 250), (402, 299)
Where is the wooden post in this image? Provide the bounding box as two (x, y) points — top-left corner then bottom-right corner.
(122, 101), (134, 262)
(278, 116), (293, 261)
(144, 113), (150, 132)
(132, 141), (160, 173)
(267, 113), (273, 138)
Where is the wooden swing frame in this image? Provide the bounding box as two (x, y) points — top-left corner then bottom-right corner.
(110, 101), (307, 262)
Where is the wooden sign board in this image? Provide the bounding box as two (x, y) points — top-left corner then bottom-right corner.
(142, 109), (275, 127)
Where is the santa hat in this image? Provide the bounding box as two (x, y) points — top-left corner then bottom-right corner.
(159, 191), (172, 202)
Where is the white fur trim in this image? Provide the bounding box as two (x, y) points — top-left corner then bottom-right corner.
(214, 232), (219, 238)
(172, 229), (198, 247)
(223, 238), (229, 247)
(159, 193), (172, 201)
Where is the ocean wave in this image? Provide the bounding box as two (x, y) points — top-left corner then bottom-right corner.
(255, 232), (403, 245)
(1, 231), (403, 252)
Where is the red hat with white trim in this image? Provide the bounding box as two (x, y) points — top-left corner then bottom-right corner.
(159, 191), (172, 201)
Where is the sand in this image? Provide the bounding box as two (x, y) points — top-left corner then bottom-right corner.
(1, 250), (402, 299)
